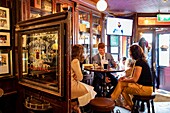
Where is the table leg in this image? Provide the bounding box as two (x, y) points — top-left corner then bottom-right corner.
(102, 73), (107, 97)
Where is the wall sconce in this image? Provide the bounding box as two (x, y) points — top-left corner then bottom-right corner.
(96, 0), (107, 12)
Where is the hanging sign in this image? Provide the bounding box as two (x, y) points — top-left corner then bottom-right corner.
(157, 14), (170, 22)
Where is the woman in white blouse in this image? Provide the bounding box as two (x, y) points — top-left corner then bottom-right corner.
(71, 44), (96, 113)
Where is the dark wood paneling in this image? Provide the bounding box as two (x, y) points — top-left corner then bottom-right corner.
(0, 77), (18, 113)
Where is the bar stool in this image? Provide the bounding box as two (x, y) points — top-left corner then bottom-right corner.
(132, 93), (156, 113)
(89, 97), (115, 113)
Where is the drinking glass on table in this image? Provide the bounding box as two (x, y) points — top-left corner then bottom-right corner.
(93, 61), (97, 69)
(103, 60), (108, 70)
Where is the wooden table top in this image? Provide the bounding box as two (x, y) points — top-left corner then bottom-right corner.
(84, 67), (124, 73)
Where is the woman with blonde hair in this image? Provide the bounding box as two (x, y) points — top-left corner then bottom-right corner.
(111, 44), (153, 111)
(71, 44), (96, 113)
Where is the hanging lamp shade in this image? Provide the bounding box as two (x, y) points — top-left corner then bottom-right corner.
(96, 0), (107, 11)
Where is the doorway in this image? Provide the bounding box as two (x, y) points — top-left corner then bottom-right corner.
(156, 33), (170, 90)
(138, 29), (157, 90)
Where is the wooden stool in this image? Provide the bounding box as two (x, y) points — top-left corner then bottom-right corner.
(89, 97), (115, 113)
(132, 93), (156, 113)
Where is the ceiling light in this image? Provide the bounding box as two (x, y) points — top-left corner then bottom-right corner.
(96, 0), (107, 12)
(162, 0), (168, 3)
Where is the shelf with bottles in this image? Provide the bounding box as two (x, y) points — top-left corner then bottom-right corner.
(92, 22), (101, 35)
(92, 15), (101, 35)
(79, 11), (90, 21)
(30, 7), (52, 18)
(78, 32), (90, 44)
(92, 35), (101, 56)
(30, 6), (52, 13)
(91, 15), (101, 56)
(79, 10), (90, 34)
(79, 20), (90, 33)
(91, 14), (101, 57)
(30, 0), (52, 11)
(78, 32), (90, 62)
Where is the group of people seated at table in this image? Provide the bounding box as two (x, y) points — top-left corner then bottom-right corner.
(92, 42), (118, 98)
(70, 42), (153, 113)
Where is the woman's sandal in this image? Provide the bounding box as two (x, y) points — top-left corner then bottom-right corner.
(122, 105), (131, 111)
(71, 101), (81, 113)
(73, 105), (81, 113)
(115, 101), (131, 111)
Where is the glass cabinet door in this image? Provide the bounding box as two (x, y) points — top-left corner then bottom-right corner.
(21, 27), (62, 95)
(78, 10), (90, 63)
(92, 14), (101, 56)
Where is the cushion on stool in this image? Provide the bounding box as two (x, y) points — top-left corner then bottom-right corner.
(89, 97), (115, 112)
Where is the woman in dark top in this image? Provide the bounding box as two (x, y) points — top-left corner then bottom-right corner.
(111, 44), (153, 111)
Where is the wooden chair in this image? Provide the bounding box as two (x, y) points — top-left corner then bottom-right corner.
(132, 93), (156, 113)
(89, 97), (115, 113)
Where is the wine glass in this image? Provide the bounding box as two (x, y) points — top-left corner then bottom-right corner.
(93, 61), (97, 69)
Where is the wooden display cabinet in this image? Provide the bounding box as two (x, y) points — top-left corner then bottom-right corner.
(15, 12), (72, 113)
(21, 0), (74, 21)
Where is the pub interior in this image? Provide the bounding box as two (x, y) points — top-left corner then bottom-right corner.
(1, 0), (170, 113)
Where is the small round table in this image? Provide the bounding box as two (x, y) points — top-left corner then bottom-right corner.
(84, 67), (124, 97)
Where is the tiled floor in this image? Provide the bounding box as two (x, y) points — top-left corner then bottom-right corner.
(114, 102), (170, 113)
(113, 89), (170, 113)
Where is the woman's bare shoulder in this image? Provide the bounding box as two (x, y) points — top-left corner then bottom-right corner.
(72, 59), (79, 64)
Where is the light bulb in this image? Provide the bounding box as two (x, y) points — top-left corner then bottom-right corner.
(96, 0), (107, 12)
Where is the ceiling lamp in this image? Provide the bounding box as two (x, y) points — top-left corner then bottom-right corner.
(96, 0), (107, 12)
(162, 0), (168, 3)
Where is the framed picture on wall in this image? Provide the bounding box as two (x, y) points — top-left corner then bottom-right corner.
(0, 32), (10, 46)
(0, 51), (11, 75)
(0, 7), (10, 30)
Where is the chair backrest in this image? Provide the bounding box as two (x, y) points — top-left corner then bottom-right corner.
(82, 74), (93, 85)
